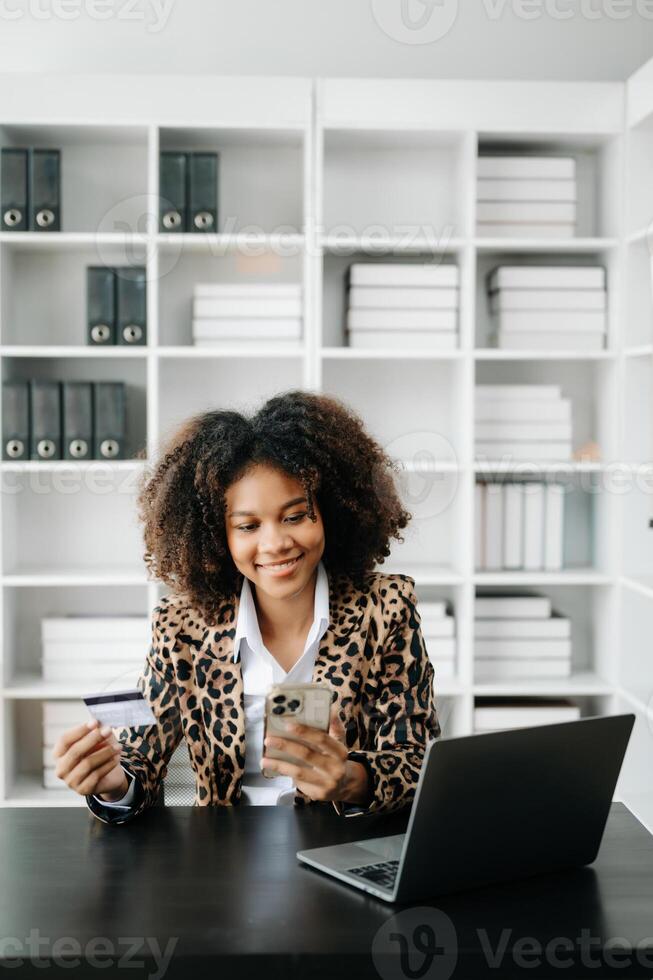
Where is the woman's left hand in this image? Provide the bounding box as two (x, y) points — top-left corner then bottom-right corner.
(261, 705), (371, 805)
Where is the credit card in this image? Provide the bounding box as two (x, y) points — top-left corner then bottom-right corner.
(82, 688), (157, 727)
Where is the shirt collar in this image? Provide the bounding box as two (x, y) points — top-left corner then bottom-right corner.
(232, 560), (330, 663)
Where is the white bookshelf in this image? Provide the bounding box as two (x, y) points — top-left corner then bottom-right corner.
(0, 72), (651, 824)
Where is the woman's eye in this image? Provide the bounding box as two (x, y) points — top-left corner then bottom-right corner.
(286, 513), (306, 523)
(236, 513), (306, 533)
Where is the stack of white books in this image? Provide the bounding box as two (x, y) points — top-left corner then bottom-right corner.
(487, 265), (606, 350)
(474, 698), (581, 733)
(417, 600), (456, 678)
(475, 481), (565, 571)
(475, 384), (572, 462)
(42, 700), (90, 790)
(41, 615), (149, 686)
(346, 263), (459, 349)
(191, 283), (303, 346)
(474, 594), (572, 680)
(476, 156), (576, 238)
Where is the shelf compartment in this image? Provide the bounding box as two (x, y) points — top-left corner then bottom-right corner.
(322, 129), (469, 241)
(0, 124), (149, 234)
(0, 241), (148, 348)
(158, 127), (305, 236)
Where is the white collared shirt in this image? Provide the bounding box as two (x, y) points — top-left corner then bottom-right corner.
(95, 561), (330, 809)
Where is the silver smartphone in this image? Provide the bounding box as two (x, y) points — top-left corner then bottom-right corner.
(262, 683), (333, 778)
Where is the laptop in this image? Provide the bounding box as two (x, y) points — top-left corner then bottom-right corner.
(297, 713), (635, 902)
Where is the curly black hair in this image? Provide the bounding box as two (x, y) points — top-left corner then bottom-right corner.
(138, 389), (411, 621)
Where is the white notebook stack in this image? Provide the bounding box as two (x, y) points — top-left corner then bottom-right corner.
(474, 698), (581, 733)
(346, 263), (459, 349)
(476, 156), (576, 238)
(417, 600), (456, 678)
(475, 481), (565, 571)
(487, 265), (606, 350)
(41, 615), (149, 686)
(191, 283), (303, 346)
(474, 594), (572, 681)
(475, 384), (572, 462)
(42, 700), (90, 790)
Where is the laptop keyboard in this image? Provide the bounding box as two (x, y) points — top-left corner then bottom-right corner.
(348, 859), (399, 889)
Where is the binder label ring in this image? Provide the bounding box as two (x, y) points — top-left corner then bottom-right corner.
(69, 439), (89, 459)
(3, 208), (22, 227)
(162, 210), (182, 230)
(194, 211), (214, 230)
(100, 439), (120, 459)
(90, 324), (111, 344)
(36, 209), (55, 228)
(6, 439), (24, 458)
(37, 439), (56, 459)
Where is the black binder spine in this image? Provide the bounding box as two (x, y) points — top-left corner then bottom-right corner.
(29, 149), (61, 232)
(116, 267), (146, 345)
(189, 152), (218, 232)
(92, 382), (125, 460)
(2, 380), (29, 460)
(87, 266), (116, 345)
(30, 380), (62, 460)
(1, 148), (28, 232)
(62, 382), (93, 460)
(159, 152), (187, 232)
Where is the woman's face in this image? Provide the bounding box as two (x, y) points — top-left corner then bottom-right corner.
(224, 464), (325, 598)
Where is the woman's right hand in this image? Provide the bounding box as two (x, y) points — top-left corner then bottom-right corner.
(52, 718), (130, 801)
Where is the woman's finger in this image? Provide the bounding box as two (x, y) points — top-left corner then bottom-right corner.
(264, 736), (340, 776)
(281, 721), (348, 760)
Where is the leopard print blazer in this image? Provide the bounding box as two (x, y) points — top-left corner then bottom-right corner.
(85, 570), (441, 825)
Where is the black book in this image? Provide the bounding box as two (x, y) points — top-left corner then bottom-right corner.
(29, 148), (61, 231)
(30, 380), (62, 460)
(92, 382), (126, 460)
(116, 267), (146, 345)
(62, 382), (93, 460)
(87, 266), (116, 345)
(1, 148), (28, 232)
(189, 152), (218, 232)
(2, 380), (29, 460)
(159, 151), (187, 232)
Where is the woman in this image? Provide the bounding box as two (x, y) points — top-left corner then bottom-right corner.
(53, 390), (441, 824)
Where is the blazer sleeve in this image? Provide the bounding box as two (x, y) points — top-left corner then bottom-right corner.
(85, 598), (185, 825)
(332, 575), (441, 818)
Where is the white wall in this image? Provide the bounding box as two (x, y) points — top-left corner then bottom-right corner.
(0, 0), (652, 80)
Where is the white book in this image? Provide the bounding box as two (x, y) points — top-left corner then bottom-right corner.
(544, 484), (565, 571)
(193, 318), (302, 339)
(523, 483), (545, 571)
(475, 616), (570, 639)
(421, 617), (455, 638)
(489, 289), (605, 312)
(42, 642), (146, 661)
(348, 330), (458, 350)
(475, 659), (571, 680)
(347, 309), (457, 331)
(194, 338), (300, 348)
(42, 616), (149, 642)
(474, 702), (581, 730)
(503, 484), (523, 570)
(475, 441), (572, 461)
(193, 297), (302, 318)
(488, 266), (605, 291)
(474, 595), (552, 619)
(484, 483), (503, 571)
(476, 157), (576, 179)
(428, 659), (456, 678)
(476, 421), (572, 441)
(491, 311), (606, 332)
(477, 222), (576, 238)
(193, 283), (302, 298)
(348, 287), (459, 310)
(416, 600), (448, 619)
(477, 202), (576, 223)
(475, 639), (571, 659)
(475, 384), (561, 401)
(43, 663), (142, 683)
(424, 638), (456, 659)
(495, 331), (605, 351)
(475, 481), (485, 570)
(194, 283), (301, 298)
(349, 264), (459, 287)
(476, 399), (571, 423)
(477, 178), (577, 202)
(43, 701), (90, 725)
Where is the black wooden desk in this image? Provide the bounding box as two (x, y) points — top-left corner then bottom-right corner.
(1, 802), (653, 978)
